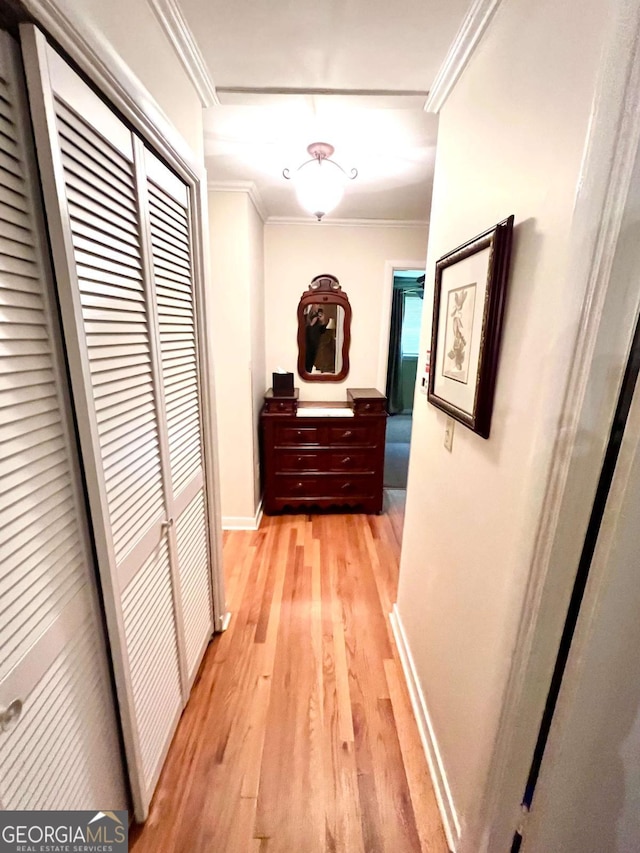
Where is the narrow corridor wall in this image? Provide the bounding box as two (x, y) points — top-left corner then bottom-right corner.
(209, 191), (265, 527)
(396, 0), (614, 848)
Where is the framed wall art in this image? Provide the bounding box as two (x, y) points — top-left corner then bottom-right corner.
(427, 216), (514, 438)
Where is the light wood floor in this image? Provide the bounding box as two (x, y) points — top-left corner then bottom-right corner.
(131, 490), (448, 852)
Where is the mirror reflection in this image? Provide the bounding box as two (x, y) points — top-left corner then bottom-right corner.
(303, 303), (344, 374)
(297, 274), (351, 382)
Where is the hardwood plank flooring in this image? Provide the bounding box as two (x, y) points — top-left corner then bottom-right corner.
(130, 491), (447, 852)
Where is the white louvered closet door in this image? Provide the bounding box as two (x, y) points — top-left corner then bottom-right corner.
(0, 31), (126, 810)
(144, 150), (213, 682)
(21, 27), (215, 820)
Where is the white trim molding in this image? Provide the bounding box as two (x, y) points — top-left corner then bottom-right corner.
(424, 0), (503, 114)
(390, 604), (460, 851)
(222, 500), (264, 531)
(22, 0), (203, 180)
(377, 259), (427, 393)
(207, 180), (268, 222)
(265, 216), (429, 229)
(146, 0), (219, 108)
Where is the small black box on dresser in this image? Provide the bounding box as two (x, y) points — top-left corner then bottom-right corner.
(272, 371), (294, 396)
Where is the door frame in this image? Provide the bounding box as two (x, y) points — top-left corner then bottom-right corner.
(377, 259), (426, 394)
(19, 2), (227, 632)
(466, 2), (640, 849)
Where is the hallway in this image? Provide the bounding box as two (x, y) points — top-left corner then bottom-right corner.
(130, 495), (447, 852)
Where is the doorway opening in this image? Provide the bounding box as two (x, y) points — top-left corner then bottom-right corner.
(384, 269), (425, 491)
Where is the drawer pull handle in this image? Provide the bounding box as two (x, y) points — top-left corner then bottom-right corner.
(342, 430), (353, 438)
(364, 403), (371, 410)
(341, 482), (352, 491)
(294, 481), (304, 490)
(297, 457), (304, 464)
(342, 456), (352, 465)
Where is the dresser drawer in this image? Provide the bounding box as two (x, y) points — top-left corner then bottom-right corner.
(277, 451), (322, 472)
(275, 425), (320, 445)
(264, 397), (297, 414)
(327, 451), (372, 472)
(274, 473), (376, 499)
(328, 424), (376, 446)
(350, 397), (386, 415)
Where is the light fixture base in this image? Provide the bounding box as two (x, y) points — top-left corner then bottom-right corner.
(307, 142), (334, 160)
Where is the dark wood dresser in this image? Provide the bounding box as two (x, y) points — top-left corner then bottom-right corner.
(261, 388), (387, 514)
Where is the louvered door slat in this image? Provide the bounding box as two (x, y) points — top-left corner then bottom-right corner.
(148, 196), (189, 236)
(0, 32), (125, 811)
(0, 148), (23, 181)
(0, 219), (35, 250)
(1, 603), (124, 810)
(22, 30), (217, 819)
(102, 410), (155, 449)
(175, 489), (211, 677)
(149, 230), (191, 264)
(72, 210), (141, 252)
(0, 202), (35, 232)
(121, 538), (182, 785)
(0, 505), (76, 569)
(149, 179), (202, 500)
(146, 153), (212, 684)
(55, 100), (132, 182)
(0, 233), (37, 261)
(33, 53), (185, 815)
(61, 149), (136, 207)
(65, 183), (139, 233)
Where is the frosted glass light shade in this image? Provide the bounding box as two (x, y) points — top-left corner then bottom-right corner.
(293, 160), (345, 220)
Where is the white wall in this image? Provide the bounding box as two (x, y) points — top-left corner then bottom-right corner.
(47, 0), (204, 161)
(523, 130), (640, 853)
(248, 201), (266, 509)
(209, 191), (265, 525)
(395, 0), (613, 848)
(264, 223), (428, 401)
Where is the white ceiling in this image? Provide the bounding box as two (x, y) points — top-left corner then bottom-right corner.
(176, 0), (471, 220)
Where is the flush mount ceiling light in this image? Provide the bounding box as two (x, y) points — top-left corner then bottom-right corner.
(283, 142), (358, 221)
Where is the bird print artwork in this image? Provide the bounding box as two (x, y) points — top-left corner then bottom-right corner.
(447, 289), (468, 371)
(443, 283), (476, 384)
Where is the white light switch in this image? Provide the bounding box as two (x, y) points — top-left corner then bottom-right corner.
(444, 417), (455, 452)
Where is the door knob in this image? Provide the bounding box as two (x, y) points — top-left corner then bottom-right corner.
(0, 699), (23, 732)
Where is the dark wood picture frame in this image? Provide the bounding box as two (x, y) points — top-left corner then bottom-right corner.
(297, 274), (352, 382)
(427, 216), (514, 438)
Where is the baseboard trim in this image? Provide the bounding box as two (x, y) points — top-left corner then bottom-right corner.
(390, 603), (460, 851)
(222, 500), (263, 531)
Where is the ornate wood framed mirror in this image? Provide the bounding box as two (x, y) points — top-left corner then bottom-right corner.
(297, 274), (351, 381)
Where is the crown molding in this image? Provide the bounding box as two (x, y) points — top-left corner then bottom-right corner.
(22, 0), (202, 179)
(265, 216), (429, 229)
(207, 180), (268, 222)
(424, 0), (502, 114)
(147, 0), (219, 108)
